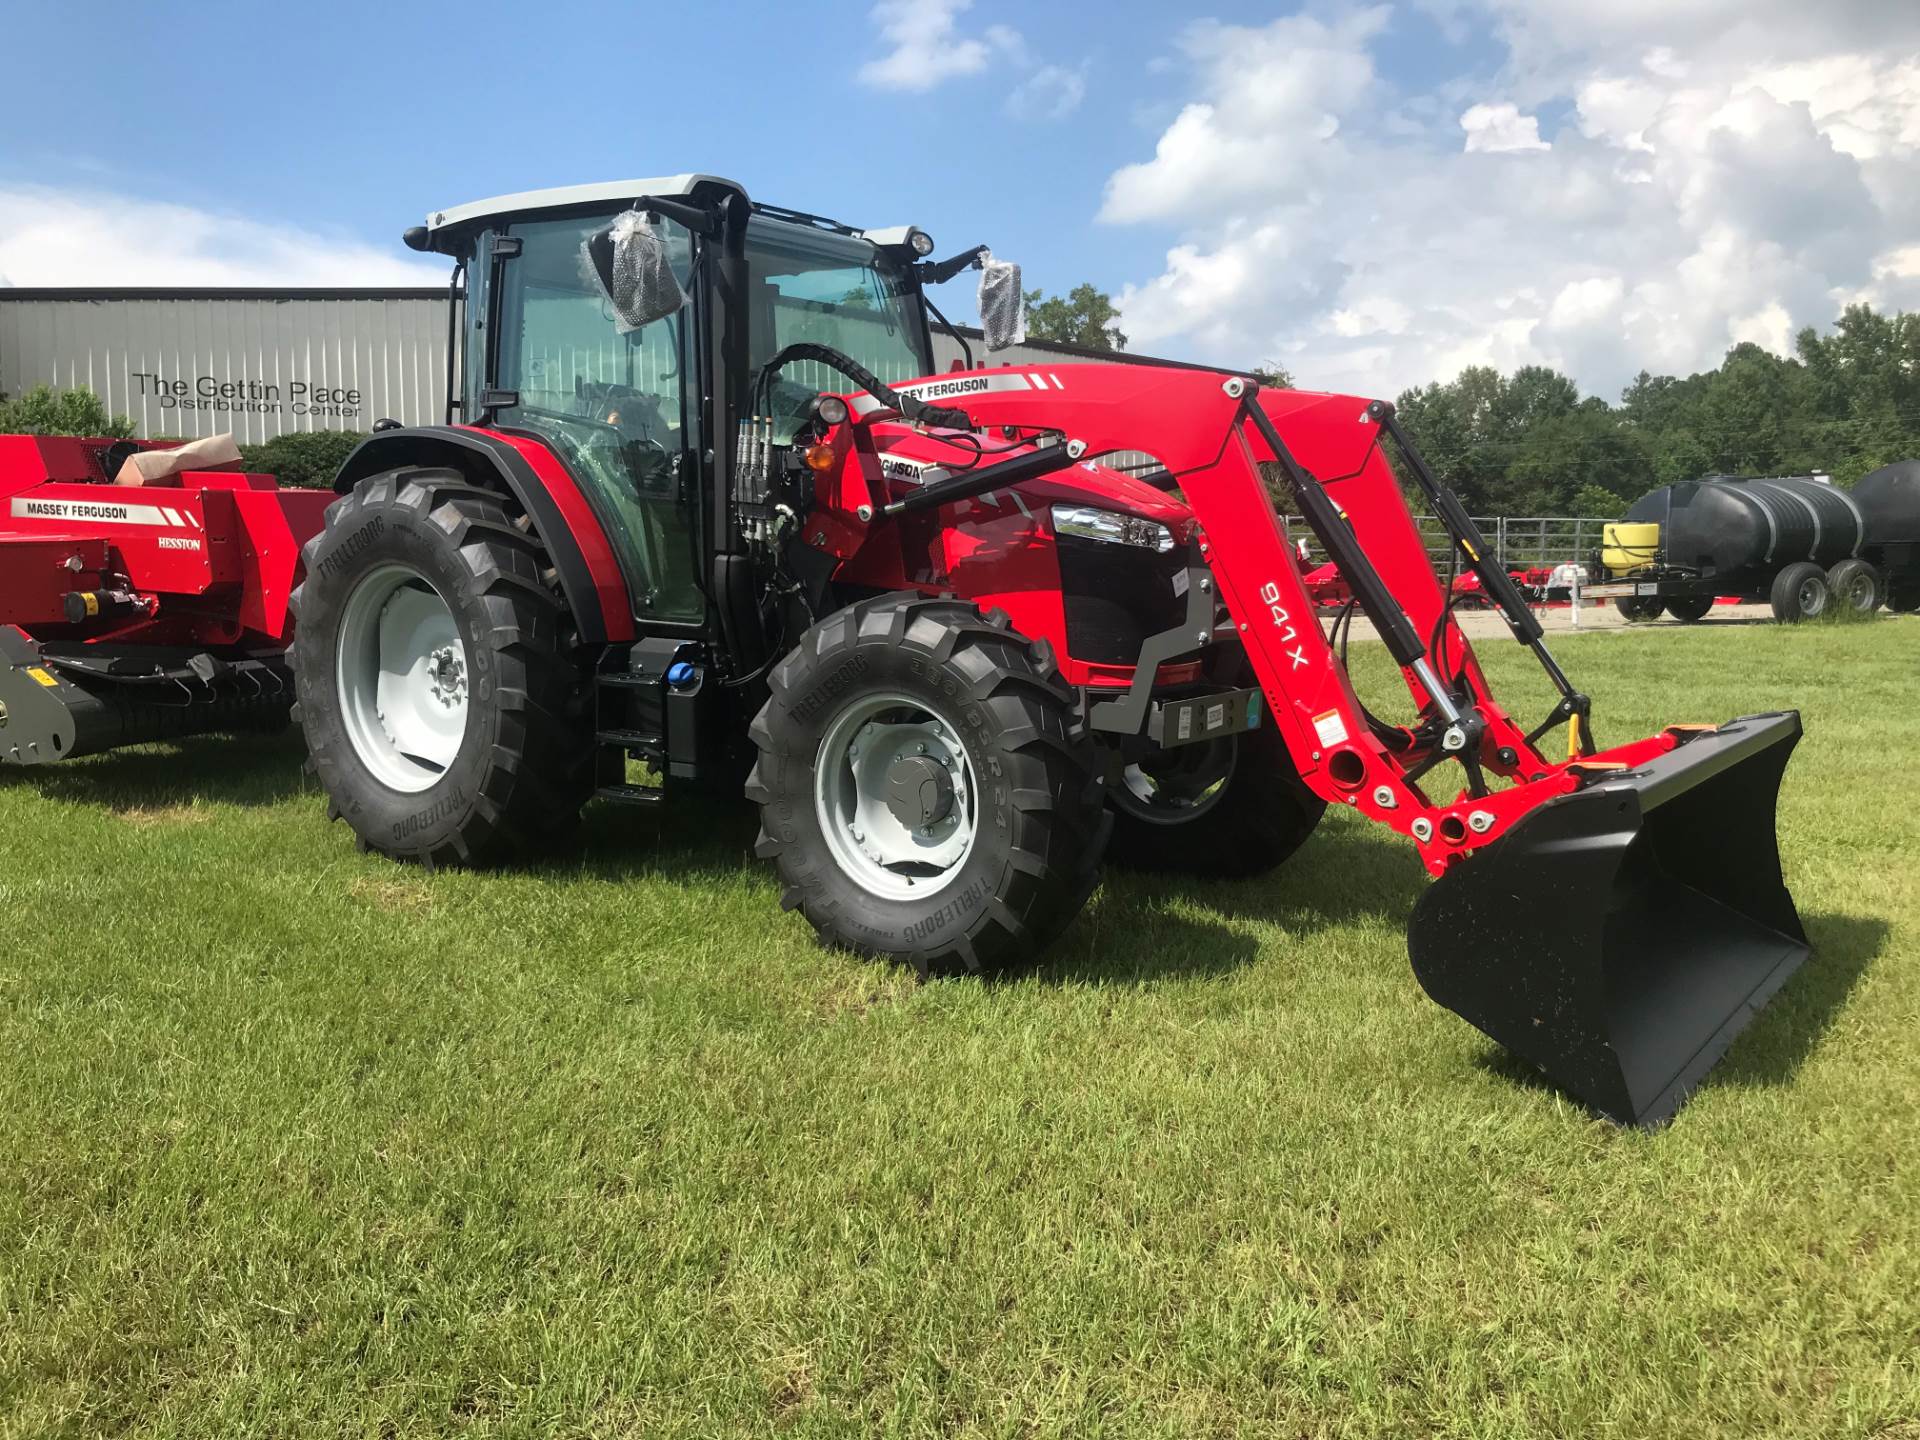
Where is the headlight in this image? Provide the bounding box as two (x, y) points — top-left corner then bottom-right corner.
(1051, 504), (1176, 553)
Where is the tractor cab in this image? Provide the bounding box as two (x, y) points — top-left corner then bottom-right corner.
(406, 175), (957, 626)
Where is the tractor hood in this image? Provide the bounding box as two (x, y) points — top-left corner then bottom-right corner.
(861, 418), (1192, 530)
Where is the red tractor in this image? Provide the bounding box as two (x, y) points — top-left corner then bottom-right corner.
(4, 176), (1812, 1126)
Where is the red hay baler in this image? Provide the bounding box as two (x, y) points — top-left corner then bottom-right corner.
(0, 434), (331, 762)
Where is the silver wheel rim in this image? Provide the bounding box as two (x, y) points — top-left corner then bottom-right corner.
(813, 691), (979, 900)
(1799, 578), (1826, 616)
(335, 562), (469, 793)
(1113, 735), (1237, 827)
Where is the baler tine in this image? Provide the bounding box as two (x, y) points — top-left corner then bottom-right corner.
(887, 369), (1806, 1127)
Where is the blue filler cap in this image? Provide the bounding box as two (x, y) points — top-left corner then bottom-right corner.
(666, 661), (697, 688)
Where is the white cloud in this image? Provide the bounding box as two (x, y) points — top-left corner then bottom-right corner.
(1006, 62), (1089, 121)
(1328, 296), (1413, 336)
(0, 185), (444, 288)
(1460, 102), (1551, 152)
(858, 0), (1017, 93)
(1101, 9), (1387, 225)
(1101, 4), (1920, 400)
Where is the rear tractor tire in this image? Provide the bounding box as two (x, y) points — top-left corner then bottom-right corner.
(1106, 722), (1325, 878)
(1826, 557), (1884, 614)
(1615, 596), (1664, 622)
(290, 468), (593, 866)
(1663, 595), (1714, 623)
(1770, 561), (1831, 623)
(747, 594), (1108, 978)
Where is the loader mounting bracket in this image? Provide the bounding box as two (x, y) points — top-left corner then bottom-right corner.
(1086, 560), (1220, 739)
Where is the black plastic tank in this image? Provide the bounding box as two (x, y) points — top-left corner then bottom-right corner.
(1623, 475), (1865, 582)
(1853, 459), (1920, 544)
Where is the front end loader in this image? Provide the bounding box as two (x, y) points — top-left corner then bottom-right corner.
(281, 175), (1805, 1126)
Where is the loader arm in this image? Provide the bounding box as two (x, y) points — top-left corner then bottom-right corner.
(852, 364), (1661, 877)
(847, 362), (1811, 1127)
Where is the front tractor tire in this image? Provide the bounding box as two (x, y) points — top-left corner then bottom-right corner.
(748, 595), (1108, 978)
(290, 469), (592, 867)
(1106, 722), (1326, 878)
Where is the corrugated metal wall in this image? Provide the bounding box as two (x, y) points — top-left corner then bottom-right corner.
(0, 295), (1210, 482)
(0, 291), (453, 442)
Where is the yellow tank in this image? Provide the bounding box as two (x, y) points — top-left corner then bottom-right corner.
(1602, 521), (1661, 577)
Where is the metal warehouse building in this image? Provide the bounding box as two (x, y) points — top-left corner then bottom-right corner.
(0, 289), (453, 442)
(0, 288), (1203, 443)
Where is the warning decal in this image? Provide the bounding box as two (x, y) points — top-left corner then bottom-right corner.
(1312, 708), (1350, 747)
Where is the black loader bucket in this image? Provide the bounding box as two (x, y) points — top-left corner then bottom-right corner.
(1408, 712), (1808, 1126)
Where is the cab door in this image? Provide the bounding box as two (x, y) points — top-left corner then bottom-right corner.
(484, 214), (704, 623)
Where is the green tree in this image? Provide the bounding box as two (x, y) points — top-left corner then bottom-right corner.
(1250, 362), (1294, 389)
(1395, 302), (1920, 517)
(1568, 482), (1628, 519)
(0, 384), (133, 438)
(1021, 283), (1127, 351)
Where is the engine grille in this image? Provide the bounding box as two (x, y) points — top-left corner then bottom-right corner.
(1058, 537), (1192, 664)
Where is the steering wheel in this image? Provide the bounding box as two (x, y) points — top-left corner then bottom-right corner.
(574, 378), (676, 491)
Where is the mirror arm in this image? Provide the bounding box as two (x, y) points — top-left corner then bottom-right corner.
(632, 195), (721, 237)
(915, 245), (988, 287)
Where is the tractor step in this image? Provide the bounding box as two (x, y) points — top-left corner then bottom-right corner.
(596, 727), (662, 750)
(595, 672), (655, 690)
(594, 783), (664, 807)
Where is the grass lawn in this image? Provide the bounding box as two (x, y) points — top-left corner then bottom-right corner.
(1, 616), (1916, 1438)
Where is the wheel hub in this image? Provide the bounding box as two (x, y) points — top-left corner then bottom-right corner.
(426, 645), (467, 707)
(335, 563), (469, 793)
(885, 753), (955, 829)
(815, 698), (977, 899)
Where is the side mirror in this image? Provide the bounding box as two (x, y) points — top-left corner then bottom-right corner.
(977, 252), (1025, 352)
(583, 211), (688, 333)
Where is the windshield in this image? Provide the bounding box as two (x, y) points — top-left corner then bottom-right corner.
(746, 218), (928, 439)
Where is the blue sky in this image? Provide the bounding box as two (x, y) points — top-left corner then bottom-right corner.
(3, 1), (1917, 398)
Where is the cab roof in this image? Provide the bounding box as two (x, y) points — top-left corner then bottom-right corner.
(423, 174), (748, 236)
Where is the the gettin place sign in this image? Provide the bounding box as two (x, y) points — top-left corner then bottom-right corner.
(130, 370), (364, 420)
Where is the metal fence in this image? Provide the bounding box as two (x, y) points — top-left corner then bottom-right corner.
(1299, 514), (1607, 571)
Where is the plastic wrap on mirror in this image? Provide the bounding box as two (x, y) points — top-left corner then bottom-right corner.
(581, 210), (689, 334)
(977, 252), (1025, 352)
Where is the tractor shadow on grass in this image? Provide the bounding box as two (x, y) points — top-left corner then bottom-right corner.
(1165, 813), (1432, 934)
(548, 792), (766, 886)
(1469, 909), (1887, 1109)
(0, 731), (311, 813)
(1040, 816), (1427, 986)
(1039, 894), (1262, 985)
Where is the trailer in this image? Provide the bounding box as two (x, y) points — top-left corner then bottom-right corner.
(1587, 466), (1920, 623)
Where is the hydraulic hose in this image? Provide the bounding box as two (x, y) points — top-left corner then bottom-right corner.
(751, 343), (973, 429)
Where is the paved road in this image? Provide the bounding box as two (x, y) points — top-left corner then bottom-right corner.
(1333, 599), (1803, 642)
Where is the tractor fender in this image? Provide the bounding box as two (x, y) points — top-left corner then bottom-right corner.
(331, 425), (625, 644)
